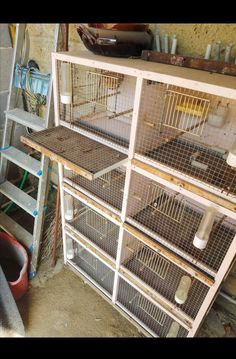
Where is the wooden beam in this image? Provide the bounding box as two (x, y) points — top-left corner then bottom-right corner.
(123, 223), (214, 287)
(21, 135), (94, 180)
(132, 159), (236, 213)
(141, 51), (236, 77)
(63, 182), (121, 224)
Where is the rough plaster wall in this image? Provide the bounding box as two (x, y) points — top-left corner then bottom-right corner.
(27, 23), (236, 297)
(156, 24), (236, 59)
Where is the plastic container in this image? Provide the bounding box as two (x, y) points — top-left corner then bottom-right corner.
(66, 236), (74, 260)
(227, 146), (236, 168)
(175, 275), (192, 305)
(193, 207), (217, 250)
(60, 62), (72, 104)
(0, 232), (28, 301)
(64, 194), (74, 221)
(207, 105), (228, 128)
(166, 321), (180, 337)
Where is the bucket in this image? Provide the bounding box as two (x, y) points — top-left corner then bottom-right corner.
(0, 232), (28, 300)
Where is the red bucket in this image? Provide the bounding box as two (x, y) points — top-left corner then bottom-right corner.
(0, 232), (28, 300)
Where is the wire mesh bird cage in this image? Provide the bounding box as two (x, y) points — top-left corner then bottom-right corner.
(63, 164), (126, 214)
(116, 276), (189, 337)
(58, 61), (136, 150)
(135, 80), (236, 199)
(64, 196), (119, 259)
(67, 236), (115, 296)
(126, 170), (236, 275)
(120, 230), (209, 319)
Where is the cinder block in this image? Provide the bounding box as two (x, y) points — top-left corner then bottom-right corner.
(0, 24), (12, 48)
(0, 47), (13, 91)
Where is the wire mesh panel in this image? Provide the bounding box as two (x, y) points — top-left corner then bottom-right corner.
(67, 236), (115, 296)
(116, 277), (188, 337)
(64, 196), (119, 258)
(126, 171), (236, 273)
(58, 61), (136, 148)
(135, 80), (236, 198)
(121, 231), (209, 319)
(64, 165), (126, 212)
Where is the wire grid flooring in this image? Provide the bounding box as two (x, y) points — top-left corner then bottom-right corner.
(145, 138), (236, 197)
(127, 173), (236, 272)
(64, 168), (125, 211)
(23, 126), (127, 177)
(68, 201), (119, 259)
(70, 239), (115, 295)
(117, 277), (188, 337)
(121, 231), (209, 319)
(135, 80), (236, 197)
(58, 62), (135, 148)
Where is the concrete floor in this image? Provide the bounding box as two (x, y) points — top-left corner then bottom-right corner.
(16, 259), (236, 338)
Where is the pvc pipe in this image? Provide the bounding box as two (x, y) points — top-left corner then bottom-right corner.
(155, 33), (161, 52)
(214, 41), (221, 61)
(164, 34), (169, 53)
(166, 321), (180, 337)
(227, 147), (236, 168)
(224, 43), (233, 63)
(64, 194), (74, 221)
(204, 44), (212, 60)
(171, 35), (177, 55)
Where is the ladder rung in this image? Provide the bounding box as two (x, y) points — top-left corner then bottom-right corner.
(5, 108), (45, 131)
(1, 146), (42, 178)
(0, 211), (33, 249)
(0, 181), (38, 217)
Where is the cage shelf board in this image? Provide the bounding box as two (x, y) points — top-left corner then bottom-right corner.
(145, 138), (236, 197)
(68, 204), (119, 259)
(121, 233), (209, 319)
(128, 201), (235, 273)
(116, 277), (189, 337)
(21, 126), (127, 180)
(65, 168), (125, 212)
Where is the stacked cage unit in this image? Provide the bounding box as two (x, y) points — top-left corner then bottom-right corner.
(23, 51), (236, 337)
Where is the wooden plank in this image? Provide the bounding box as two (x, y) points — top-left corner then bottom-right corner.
(141, 50), (236, 77)
(123, 223), (214, 287)
(132, 159), (236, 213)
(63, 182), (121, 224)
(20, 126), (127, 182)
(21, 135), (94, 180)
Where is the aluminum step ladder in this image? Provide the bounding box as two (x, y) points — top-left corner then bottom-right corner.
(0, 24), (60, 279)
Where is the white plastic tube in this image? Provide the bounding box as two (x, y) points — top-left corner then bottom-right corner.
(60, 62), (72, 104)
(171, 35), (177, 55)
(66, 236), (74, 260)
(207, 105), (228, 128)
(175, 276), (192, 305)
(193, 207), (217, 250)
(166, 322), (180, 337)
(64, 194), (74, 221)
(204, 43), (212, 60)
(227, 143), (236, 168)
